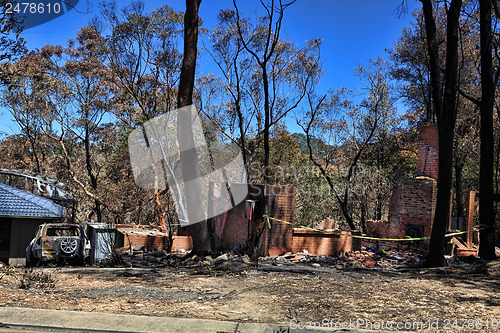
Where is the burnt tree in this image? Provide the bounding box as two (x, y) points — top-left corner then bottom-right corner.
(177, 0), (212, 254)
(421, 0), (463, 267)
(478, 0), (496, 259)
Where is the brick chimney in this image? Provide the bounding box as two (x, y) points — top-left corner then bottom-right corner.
(417, 124), (439, 179)
(367, 123), (439, 248)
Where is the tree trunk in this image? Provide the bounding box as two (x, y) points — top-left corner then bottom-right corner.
(422, 0), (462, 267)
(154, 189), (166, 227)
(360, 196), (367, 234)
(177, 0), (212, 255)
(478, 0), (496, 259)
(26, 130), (41, 173)
(84, 119), (101, 223)
(427, 126), (455, 266)
(455, 162), (465, 221)
(262, 68), (270, 185)
(375, 145), (384, 220)
(339, 200), (356, 231)
(177, 0), (201, 109)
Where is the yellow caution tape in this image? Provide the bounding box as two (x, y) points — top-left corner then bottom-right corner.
(263, 215), (480, 242)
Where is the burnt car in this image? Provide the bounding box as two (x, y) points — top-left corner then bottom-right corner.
(26, 224), (91, 266)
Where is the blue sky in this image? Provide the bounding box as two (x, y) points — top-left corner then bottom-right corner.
(0, 0), (419, 136)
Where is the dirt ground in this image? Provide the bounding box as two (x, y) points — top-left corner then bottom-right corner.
(0, 254), (499, 332)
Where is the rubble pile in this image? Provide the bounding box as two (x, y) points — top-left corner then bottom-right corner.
(119, 248), (253, 270)
(260, 247), (423, 269)
(117, 246), (426, 271)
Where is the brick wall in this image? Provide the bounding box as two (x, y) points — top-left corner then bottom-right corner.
(212, 183), (265, 250)
(117, 225), (193, 252)
(121, 232), (169, 251)
(171, 236), (192, 251)
(260, 185), (295, 256)
(211, 183), (295, 256)
(120, 233), (193, 252)
(291, 229), (361, 256)
(396, 179), (437, 235)
(417, 124), (439, 179)
(382, 178), (437, 246)
(366, 220), (394, 239)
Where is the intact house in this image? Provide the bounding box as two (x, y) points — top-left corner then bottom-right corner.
(0, 183), (65, 265)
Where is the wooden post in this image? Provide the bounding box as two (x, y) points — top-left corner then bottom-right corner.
(467, 191), (476, 248)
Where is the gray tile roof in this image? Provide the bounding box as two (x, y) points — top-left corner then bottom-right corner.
(0, 183), (65, 218)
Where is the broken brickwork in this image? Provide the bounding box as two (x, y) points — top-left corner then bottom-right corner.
(388, 178), (437, 241)
(366, 124), (438, 246)
(211, 183), (264, 250)
(210, 184), (295, 256)
(117, 225), (192, 252)
(417, 123), (439, 179)
(260, 185), (295, 256)
(291, 229), (361, 256)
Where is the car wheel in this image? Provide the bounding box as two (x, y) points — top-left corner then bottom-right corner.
(60, 238), (78, 254)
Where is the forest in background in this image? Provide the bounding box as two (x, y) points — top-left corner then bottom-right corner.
(0, 0), (499, 264)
